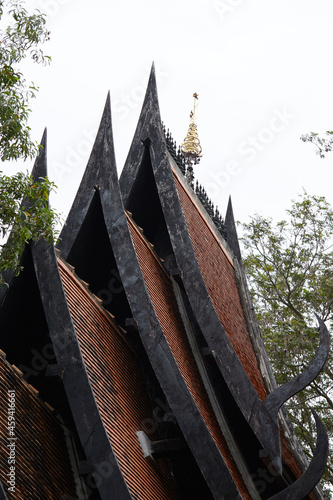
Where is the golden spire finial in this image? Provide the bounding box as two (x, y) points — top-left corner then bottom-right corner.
(181, 93), (203, 170)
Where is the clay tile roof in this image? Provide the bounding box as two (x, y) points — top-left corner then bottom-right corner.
(0, 355), (77, 499)
(57, 257), (177, 500)
(127, 215), (252, 499)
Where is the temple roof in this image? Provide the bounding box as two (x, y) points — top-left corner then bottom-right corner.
(0, 66), (328, 500)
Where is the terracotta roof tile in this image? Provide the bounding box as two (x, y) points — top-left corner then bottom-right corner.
(0, 357), (77, 499)
(58, 258), (177, 500)
(172, 167), (312, 492)
(172, 168), (267, 401)
(127, 216), (252, 499)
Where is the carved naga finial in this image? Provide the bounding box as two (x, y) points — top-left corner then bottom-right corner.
(265, 316), (330, 498)
(268, 410), (329, 500)
(264, 316), (330, 421)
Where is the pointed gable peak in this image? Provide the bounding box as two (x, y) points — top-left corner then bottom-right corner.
(58, 91), (119, 260)
(226, 196), (233, 220)
(31, 128), (48, 182)
(99, 91), (112, 138)
(85, 91), (115, 184)
(145, 62), (157, 103)
(225, 196), (242, 261)
(40, 127), (47, 150)
(120, 64), (166, 200)
(137, 62), (163, 136)
(71, 91), (116, 193)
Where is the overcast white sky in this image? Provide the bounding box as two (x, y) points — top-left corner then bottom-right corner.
(5, 0), (333, 228)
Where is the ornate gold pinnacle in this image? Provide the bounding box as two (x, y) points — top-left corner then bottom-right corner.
(181, 93), (203, 168)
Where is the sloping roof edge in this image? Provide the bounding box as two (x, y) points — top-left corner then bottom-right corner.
(119, 64), (284, 472)
(55, 89), (242, 499)
(30, 132), (132, 500)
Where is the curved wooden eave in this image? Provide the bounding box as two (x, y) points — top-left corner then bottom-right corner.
(58, 92), (117, 261)
(28, 130), (132, 499)
(225, 197), (278, 392)
(31, 239), (132, 499)
(226, 198), (329, 499)
(32, 128), (48, 182)
(120, 63), (161, 204)
(54, 86), (241, 499)
(118, 65), (283, 471)
(103, 195), (242, 500)
(0, 481), (8, 500)
(118, 68), (329, 496)
(111, 238), (245, 497)
(268, 411), (329, 500)
(225, 196), (242, 262)
(264, 317), (330, 420)
(49, 91), (243, 500)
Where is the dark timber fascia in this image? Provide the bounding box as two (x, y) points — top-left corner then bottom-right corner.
(32, 128), (48, 182)
(267, 411), (329, 500)
(119, 68), (330, 498)
(264, 317), (330, 421)
(32, 240), (131, 500)
(29, 129), (132, 500)
(119, 68), (330, 494)
(225, 196), (242, 263)
(226, 198), (329, 499)
(0, 482), (8, 500)
(57, 88), (242, 499)
(225, 197), (327, 499)
(58, 92), (117, 261)
(225, 197), (278, 392)
(119, 64), (284, 472)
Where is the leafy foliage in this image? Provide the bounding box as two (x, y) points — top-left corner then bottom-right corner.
(0, 0), (51, 160)
(241, 192), (333, 494)
(300, 131), (333, 159)
(0, 171), (60, 283)
(0, 1), (59, 283)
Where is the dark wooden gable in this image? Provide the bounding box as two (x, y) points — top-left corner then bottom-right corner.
(0, 68), (328, 500)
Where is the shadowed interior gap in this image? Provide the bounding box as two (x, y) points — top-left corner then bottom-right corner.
(125, 146), (175, 269)
(65, 191), (131, 328)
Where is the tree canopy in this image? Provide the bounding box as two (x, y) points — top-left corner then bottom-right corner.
(241, 192), (333, 494)
(0, 0), (50, 160)
(0, 171), (59, 282)
(0, 0), (59, 283)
